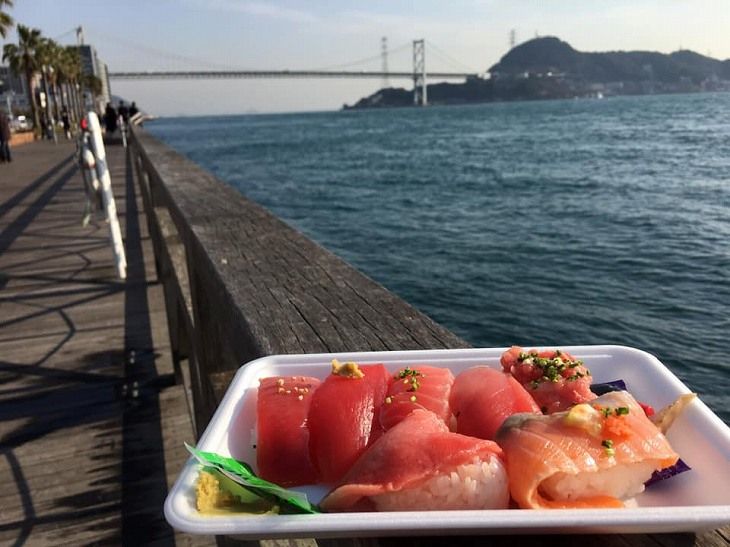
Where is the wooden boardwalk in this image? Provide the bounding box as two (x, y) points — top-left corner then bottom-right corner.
(0, 140), (214, 546)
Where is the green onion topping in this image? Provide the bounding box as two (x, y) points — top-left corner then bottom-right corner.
(601, 439), (616, 456)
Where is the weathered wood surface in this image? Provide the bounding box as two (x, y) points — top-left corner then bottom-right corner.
(131, 127), (469, 437)
(129, 127), (729, 547)
(0, 140), (214, 546)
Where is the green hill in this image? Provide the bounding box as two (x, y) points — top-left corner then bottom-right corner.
(346, 37), (730, 109)
(490, 37), (730, 83)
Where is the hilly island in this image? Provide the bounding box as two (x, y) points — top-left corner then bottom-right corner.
(345, 37), (730, 109)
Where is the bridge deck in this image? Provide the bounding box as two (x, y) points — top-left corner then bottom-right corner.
(0, 140), (214, 546)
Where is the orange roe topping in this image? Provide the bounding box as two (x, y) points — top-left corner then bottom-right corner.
(603, 414), (632, 439)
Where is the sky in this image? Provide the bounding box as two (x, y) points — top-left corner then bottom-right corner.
(2, 0), (729, 116)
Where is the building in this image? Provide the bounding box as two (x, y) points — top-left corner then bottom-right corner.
(97, 61), (111, 107)
(1, 41), (112, 118)
(77, 44), (112, 109)
(0, 64), (30, 115)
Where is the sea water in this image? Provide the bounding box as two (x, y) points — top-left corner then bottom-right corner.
(148, 92), (730, 423)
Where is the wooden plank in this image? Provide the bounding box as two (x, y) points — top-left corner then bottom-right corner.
(0, 141), (215, 546)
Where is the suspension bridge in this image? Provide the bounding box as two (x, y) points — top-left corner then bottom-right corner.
(104, 38), (483, 106)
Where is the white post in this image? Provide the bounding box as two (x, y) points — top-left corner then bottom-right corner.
(120, 118), (127, 148)
(79, 134), (100, 227)
(86, 111), (127, 279)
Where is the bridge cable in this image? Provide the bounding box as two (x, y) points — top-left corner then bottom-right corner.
(53, 28), (78, 42)
(425, 40), (480, 74)
(310, 42), (411, 72)
(83, 26), (242, 71)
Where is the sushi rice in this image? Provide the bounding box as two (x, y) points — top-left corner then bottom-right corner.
(371, 456), (509, 511)
(540, 461), (656, 502)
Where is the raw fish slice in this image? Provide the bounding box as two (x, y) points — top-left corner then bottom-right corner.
(450, 366), (541, 440)
(308, 363), (390, 484)
(501, 346), (596, 413)
(256, 375), (321, 486)
(321, 409), (509, 512)
(496, 390), (679, 509)
(380, 365), (454, 430)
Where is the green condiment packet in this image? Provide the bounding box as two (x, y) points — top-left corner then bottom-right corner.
(185, 443), (320, 514)
(202, 467), (263, 505)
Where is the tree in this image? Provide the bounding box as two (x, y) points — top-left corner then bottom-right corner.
(83, 73), (102, 99)
(3, 25), (43, 133)
(59, 45), (83, 122)
(0, 0), (13, 39)
(37, 37), (63, 122)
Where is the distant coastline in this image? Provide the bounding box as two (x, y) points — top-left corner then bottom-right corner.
(345, 36), (730, 109)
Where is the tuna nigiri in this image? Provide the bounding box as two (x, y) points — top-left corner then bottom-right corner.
(496, 390), (679, 509)
(501, 346), (596, 413)
(450, 366), (541, 440)
(380, 365), (454, 430)
(320, 409), (509, 512)
(256, 375), (321, 486)
(308, 360), (390, 484)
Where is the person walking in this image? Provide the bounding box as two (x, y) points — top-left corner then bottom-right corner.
(104, 103), (117, 135)
(61, 107), (71, 140)
(0, 110), (11, 163)
(117, 100), (129, 124)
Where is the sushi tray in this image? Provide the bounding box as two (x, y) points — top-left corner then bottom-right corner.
(165, 346), (730, 538)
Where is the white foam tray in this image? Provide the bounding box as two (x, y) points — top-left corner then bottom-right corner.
(165, 346), (730, 538)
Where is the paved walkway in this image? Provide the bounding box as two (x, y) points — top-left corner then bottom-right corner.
(0, 140), (214, 546)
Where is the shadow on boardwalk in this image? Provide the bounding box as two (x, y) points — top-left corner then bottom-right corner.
(0, 141), (209, 546)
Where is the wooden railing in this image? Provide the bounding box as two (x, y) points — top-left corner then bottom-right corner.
(128, 125), (469, 436)
(127, 126), (727, 547)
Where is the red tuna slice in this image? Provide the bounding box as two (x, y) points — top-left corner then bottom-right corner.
(380, 365), (455, 430)
(320, 409), (508, 512)
(308, 363), (390, 484)
(256, 375), (321, 486)
(450, 366), (541, 440)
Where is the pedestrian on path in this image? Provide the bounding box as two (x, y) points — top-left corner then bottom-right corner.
(104, 103), (117, 135)
(0, 110), (11, 163)
(62, 107), (71, 140)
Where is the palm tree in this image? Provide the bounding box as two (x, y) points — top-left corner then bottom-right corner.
(83, 73), (102, 100)
(37, 37), (63, 123)
(56, 46), (74, 120)
(62, 46), (83, 122)
(3, 25), (43, 133)
(0, 0), (13, 39)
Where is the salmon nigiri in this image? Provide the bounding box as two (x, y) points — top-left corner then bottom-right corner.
(320, 409), (509, 512)
(450, 366), (541, 440)
(496, 390), (679, 509)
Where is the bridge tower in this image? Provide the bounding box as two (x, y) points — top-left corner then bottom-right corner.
(412, 39), (427, 106)
(381, 36), (389, 89)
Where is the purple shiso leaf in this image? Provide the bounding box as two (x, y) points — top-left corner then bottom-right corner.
(646, 458), (692, 486)
(591, 379), (627, 395)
